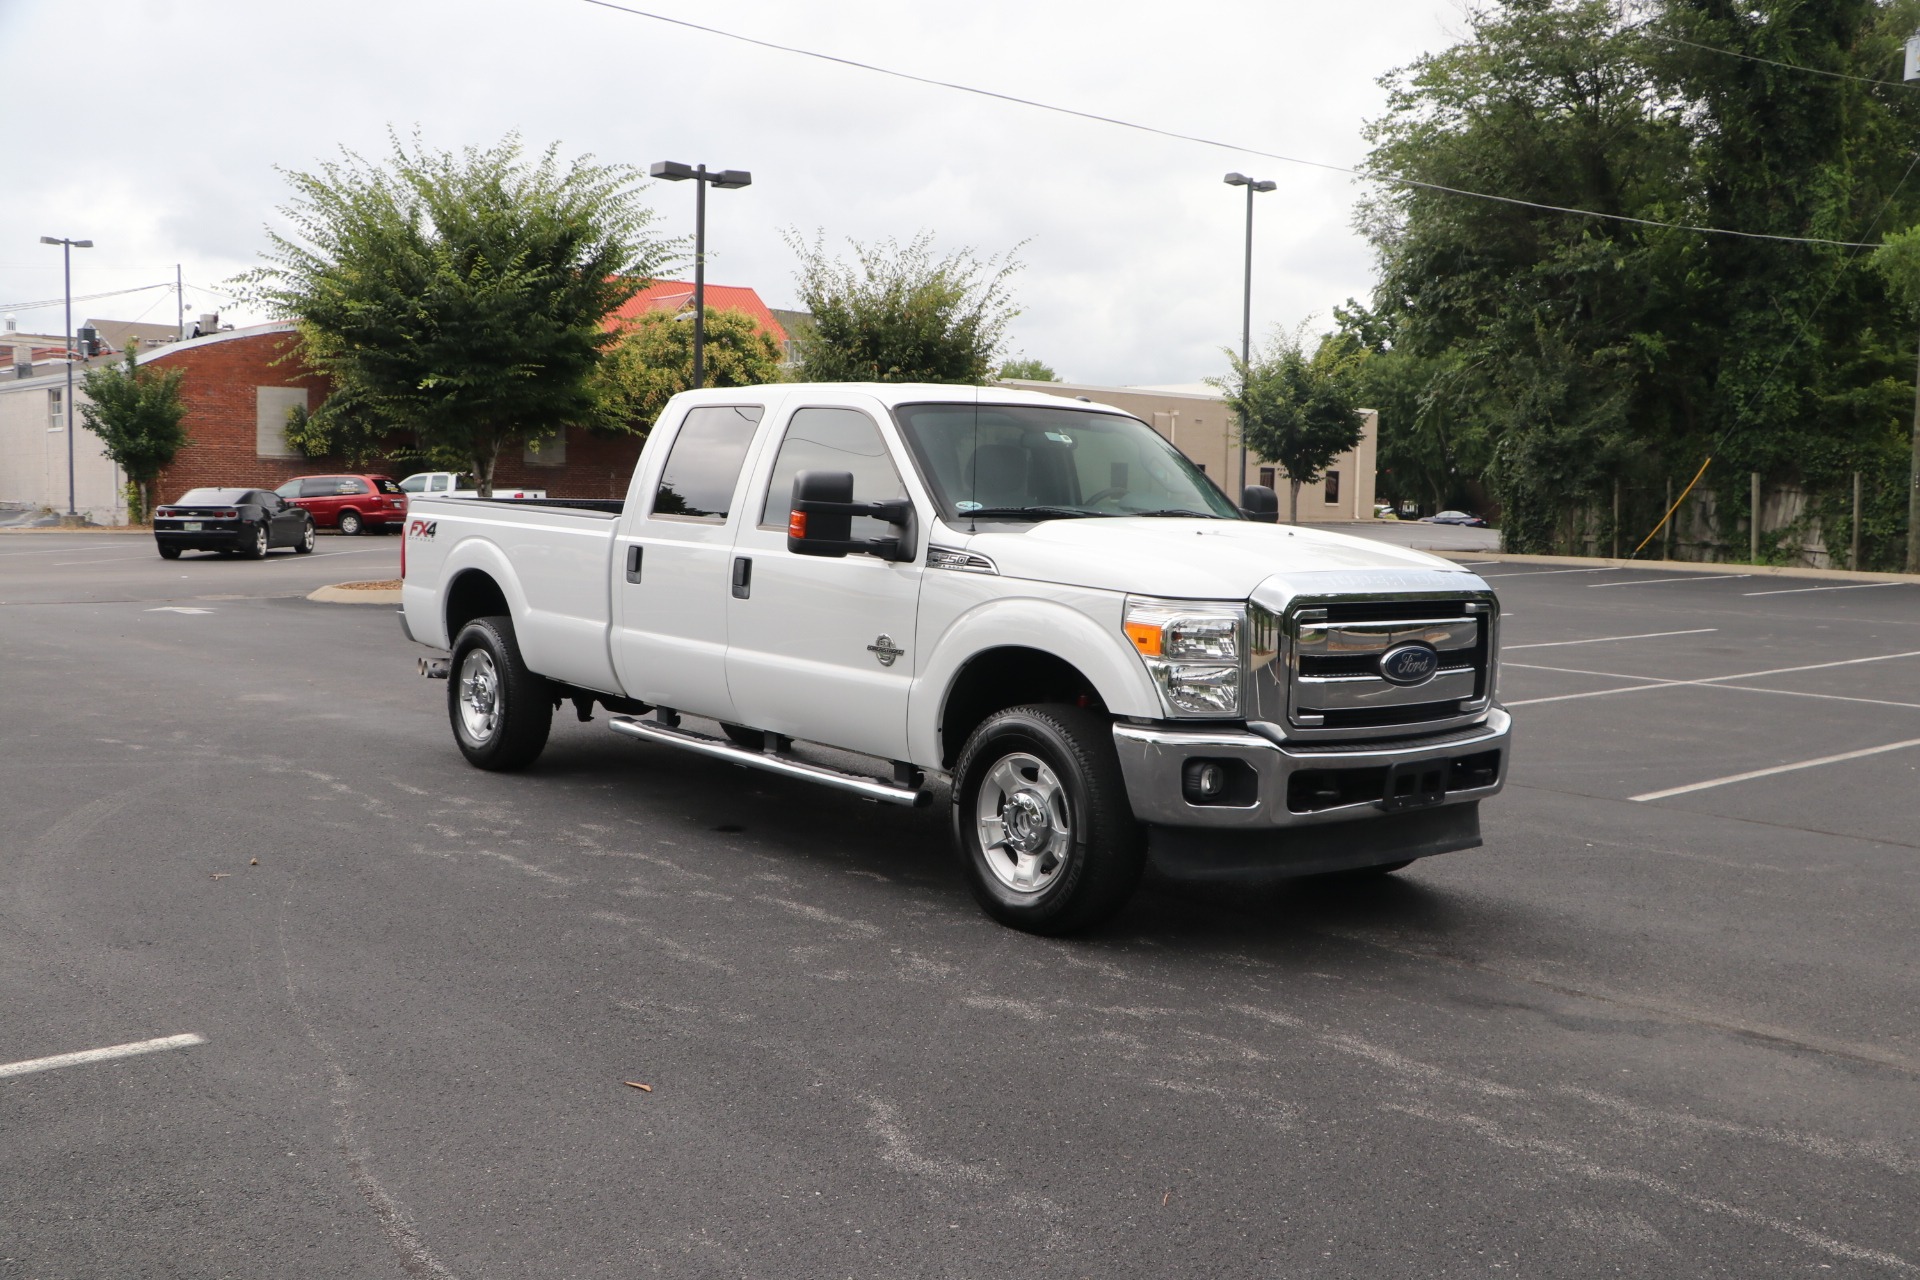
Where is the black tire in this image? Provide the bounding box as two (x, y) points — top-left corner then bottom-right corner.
(295, 521), (315, 554)
(951, 704), (1144, 935)
(338, 510), (364, 536)
(448, 615), (553, 771)
(157, 544), (181, 560)
(243, 523), (269, 559)
(720, 722), (767, 750)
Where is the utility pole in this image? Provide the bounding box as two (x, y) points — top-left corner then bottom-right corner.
(1751, 472), (1762, 563)
(40, 234), (92, 518)
(1852, 471), (1863, 571)
(176, 264), (183, 341)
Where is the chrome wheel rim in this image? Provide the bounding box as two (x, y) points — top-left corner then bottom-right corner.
(974, 752), (1072, 894)
(255, 527), (268, 554)
(302, 525), (314, 550)
(457, 649), (499, 743)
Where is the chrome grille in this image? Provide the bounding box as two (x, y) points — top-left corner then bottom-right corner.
(1247, 590), (1497, 741)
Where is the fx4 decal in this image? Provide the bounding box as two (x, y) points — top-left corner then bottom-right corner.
(407, 518), (438, 539)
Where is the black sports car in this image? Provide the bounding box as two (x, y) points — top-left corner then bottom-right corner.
(153, 487), (316, 560)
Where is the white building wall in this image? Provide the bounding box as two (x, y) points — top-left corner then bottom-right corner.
(0, 371), (129, 524)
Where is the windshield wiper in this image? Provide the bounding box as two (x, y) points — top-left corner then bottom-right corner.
(1124, 508), (1229, 519)
(958, 505), (1104, 521)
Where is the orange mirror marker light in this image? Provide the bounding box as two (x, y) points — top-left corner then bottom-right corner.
(788, 510), (807, 539)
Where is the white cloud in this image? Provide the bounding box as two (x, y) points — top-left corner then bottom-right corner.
(0, 0), (1464, 384)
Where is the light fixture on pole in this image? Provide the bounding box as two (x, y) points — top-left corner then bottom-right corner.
(1223, 173), (1276, 502)
(649, 161), (752, 391)
(40, 234), (93, 518)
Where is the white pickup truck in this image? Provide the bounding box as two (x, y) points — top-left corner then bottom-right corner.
(398, 472), (548, 501)
(400, 383), (1509, 933)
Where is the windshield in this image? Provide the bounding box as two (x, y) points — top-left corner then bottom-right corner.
(893, 403), (1241, 522)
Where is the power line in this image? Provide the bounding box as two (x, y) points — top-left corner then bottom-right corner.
(1646, 31), (1917, 92)
(576, 0), (1885, 250)
(0, 283), (173, 313)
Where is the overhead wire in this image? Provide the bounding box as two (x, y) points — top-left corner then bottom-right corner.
(573, 0), (1885, 250)
(0, 283), (174, 313)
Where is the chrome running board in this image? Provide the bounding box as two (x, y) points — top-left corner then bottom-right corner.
(608, 716), (931, 808)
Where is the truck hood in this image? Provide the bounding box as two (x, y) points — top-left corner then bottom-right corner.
(949, 517), (1478, 599)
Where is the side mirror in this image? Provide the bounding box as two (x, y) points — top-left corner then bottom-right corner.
(786, 470), (918, 563)
(1241, 485), (1280, 523)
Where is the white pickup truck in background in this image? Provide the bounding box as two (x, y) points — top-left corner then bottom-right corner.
(399, 383), (1509, 933)
(398, 472), (548, 501)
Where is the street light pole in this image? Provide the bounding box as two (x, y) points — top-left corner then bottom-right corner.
(650, 161), (753, 390)
(1223, 173), (1276, 499)
(40, 234), (93, 517)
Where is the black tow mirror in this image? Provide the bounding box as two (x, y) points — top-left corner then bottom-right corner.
(786, 470), (918, 562)
(1241, 484), (1280, 523)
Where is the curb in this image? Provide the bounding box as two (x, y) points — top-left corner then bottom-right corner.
(1432, 550), (1920, 586)
(308, 584), (402, 605)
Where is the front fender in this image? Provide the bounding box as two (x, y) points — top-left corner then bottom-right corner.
(908, 582), (1161, 768)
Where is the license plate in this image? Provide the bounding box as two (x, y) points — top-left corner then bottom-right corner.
(183, 521), (202, 531)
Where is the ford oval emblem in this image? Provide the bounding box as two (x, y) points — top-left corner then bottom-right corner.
(1379, 642), (1441, 687)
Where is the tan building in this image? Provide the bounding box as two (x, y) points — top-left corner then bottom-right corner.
(996, 379), (1377, 522)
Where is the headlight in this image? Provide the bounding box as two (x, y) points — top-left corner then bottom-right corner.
(1124, 598), (1244, 717)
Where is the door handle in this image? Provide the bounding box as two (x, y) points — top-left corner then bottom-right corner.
(625, 544), (643, 583)
(731, 555), (752, 599)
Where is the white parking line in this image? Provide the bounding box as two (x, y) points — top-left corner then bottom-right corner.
(1633, 738), (1920, 802)
(0, 1033), (205, 1080)
(1476, 566), (1620, 578)
(1505, 628), (1717, 651)
(1743, 582), (1907, 597)
(1590, 574), (1750, 588)
(1505, 648), (1920, 707)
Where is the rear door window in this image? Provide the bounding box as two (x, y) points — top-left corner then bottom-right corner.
(652, 406), (765, 521)
(300, 477), (343, 499)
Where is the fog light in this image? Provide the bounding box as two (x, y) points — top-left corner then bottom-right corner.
(1182, 759), (1227, 802)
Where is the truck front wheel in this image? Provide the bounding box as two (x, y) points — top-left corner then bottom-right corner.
(449, 616), (553, 771)
(952, 704), (1144, 935)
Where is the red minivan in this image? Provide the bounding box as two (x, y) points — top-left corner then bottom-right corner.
(275, 473), (408, 535)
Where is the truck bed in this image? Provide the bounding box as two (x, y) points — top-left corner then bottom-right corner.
(402, 494), (624, 693)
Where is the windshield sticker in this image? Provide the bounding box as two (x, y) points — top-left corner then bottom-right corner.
(956, 500), (983, 513)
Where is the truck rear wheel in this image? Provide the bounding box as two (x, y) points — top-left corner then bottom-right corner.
(952, 704), (1144, 935)
(449, 615), (552, 771)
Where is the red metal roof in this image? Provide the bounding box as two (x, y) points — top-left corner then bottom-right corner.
(608, 281), (788, 346)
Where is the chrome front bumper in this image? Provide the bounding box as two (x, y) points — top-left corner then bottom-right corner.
(1111, 708), (1510, 831)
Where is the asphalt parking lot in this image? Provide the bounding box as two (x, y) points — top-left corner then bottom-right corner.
(3, 531), (1917, 1278)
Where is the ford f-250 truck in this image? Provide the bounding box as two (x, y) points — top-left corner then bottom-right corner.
(400, 383), (1509, 934)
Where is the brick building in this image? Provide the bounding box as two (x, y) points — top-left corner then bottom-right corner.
(143, 323), (652, 504)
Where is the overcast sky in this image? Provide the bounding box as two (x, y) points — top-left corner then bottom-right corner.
(0, 0), (1468, 387)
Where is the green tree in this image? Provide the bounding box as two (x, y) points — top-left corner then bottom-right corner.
(77, 349), (187, 522)
(1357, 0), (1920, 562)
(590, 307), (784, 433)
(785, 231), (1022, 383)
(281, 383), (392, 469)
(1215, 329), (1365, 523)
(241, 131), (674, 495)
(997, 357), (1058, 381)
